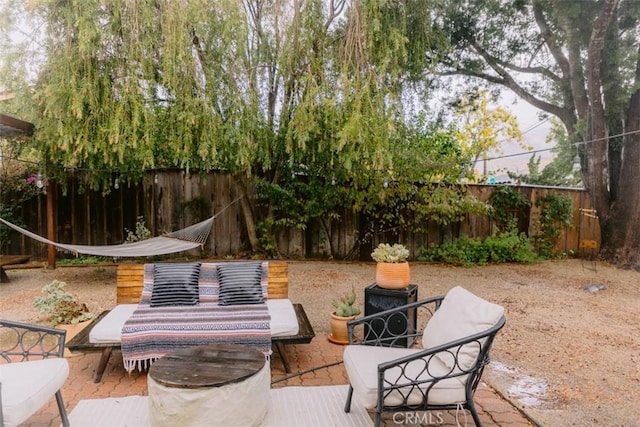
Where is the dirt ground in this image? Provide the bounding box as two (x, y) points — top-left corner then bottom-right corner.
(1, 258), (638, 426)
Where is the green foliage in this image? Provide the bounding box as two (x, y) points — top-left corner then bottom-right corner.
(414, 184), (490, 226)
(510, 120), (583, 188)
(417, 230), (537, 266)
(453, 90), (525, 173)
(252, 123), (487, 256)
(344, 127), (487, 241)
(424, 1), (640, 265)
(488, 186), (530, 232)
(484, 232), (538, 264)
(0, 168), (42, 251)
(255, 219), (278, 258)
(124, 216), (151, 243)
(532, 193), (574, 259)
(32, 280), (94, 325)
(57, 256), (106, 266)
(332, 286), (361, 317)
(3, 1), (420, 188)
(419, 235), (490, 266)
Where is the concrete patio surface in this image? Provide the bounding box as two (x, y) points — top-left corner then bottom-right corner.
(24, 332), (533, 426)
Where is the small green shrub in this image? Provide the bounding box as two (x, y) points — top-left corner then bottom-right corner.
(125, 216), (151, 243)
(422, 236), (489, 266)
(484, 231), (538, 263)
(57, 256), (106, 266)
(32, 280), (94, 325)
(417, 230), (537, 266)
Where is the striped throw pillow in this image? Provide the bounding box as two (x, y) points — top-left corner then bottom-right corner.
(217, 262), (264, 305)
(150, 263), (202, 307)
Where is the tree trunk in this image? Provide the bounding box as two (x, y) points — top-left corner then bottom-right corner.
(584, 0), (617, 227)
(233, 175), (259, 252)
(600, 58), (640, 269)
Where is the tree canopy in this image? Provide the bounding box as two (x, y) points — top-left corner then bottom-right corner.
(1, 0), (473, 255)
(422, 0), (640, 268)
(3, 0), (638, 267)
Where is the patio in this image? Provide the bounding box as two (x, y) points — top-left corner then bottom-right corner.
(24, 330), (533, 426)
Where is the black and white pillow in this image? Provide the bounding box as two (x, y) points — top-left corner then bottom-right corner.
(150, 263), (201, 307)
(217, 262), (264, 305)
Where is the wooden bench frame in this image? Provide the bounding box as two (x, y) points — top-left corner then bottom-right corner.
(67, 261), (315, 382)
(0, 255), (31, 283)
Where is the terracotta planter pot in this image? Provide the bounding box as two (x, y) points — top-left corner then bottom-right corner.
(328, 312), (356, 345)
(375, 262), (411, 289)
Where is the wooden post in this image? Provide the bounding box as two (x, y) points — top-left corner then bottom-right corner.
(47, 181), (56, 269)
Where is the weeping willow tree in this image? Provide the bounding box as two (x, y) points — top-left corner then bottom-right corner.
(1, 0), (459, 253)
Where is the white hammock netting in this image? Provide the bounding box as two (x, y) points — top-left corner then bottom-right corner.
(0, 216), (214, 258)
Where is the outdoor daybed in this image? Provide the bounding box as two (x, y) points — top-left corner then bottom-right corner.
(67, 261), (315, 382)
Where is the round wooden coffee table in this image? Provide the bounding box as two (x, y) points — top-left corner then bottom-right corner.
(147, 344), (269, 427)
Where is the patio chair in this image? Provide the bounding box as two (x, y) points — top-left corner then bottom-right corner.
(0, 320), (70, 427)
(343, 286), (506, 427)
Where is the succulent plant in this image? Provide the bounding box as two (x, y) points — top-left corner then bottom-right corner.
(371, 243), (409, 263)
(332, 286), (361, 317)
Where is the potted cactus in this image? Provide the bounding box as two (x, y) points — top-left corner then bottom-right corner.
(329, 286), (361, 345)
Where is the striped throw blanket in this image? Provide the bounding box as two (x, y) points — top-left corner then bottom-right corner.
(121, 262), (272, 372)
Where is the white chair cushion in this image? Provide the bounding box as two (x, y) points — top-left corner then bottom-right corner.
(343, 345), (466, 410)
(266, 299), (299, 337)
(0, 358), (69, 427)
(422, 286), (504, 371)
(90, 304), (138, 343)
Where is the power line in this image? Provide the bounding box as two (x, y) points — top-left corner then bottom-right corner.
(485, 128), (640, 162)
(520, 116), (551, 134)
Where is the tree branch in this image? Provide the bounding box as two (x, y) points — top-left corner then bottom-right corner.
(325, 0), (347, 30)
(495, 60), (561, 82)
(464, 40), (573, 124)
(532, 0), (570, 78)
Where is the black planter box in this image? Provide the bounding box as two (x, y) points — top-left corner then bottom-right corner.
(364, 283), (418, 347)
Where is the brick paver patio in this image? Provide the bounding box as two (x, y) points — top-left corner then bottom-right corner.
(25, 332), (533, 426)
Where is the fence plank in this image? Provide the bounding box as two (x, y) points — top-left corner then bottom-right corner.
(7, 175), (598, 261)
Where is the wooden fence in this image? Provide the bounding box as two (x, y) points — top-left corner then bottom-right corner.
(2, 171), (599, 261)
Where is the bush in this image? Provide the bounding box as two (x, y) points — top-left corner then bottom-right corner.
(417, 230), (537, 266)
(125, 216), (151, 243)
(32, 280), (94, 325)
(57, 256), (106, 266)
(484, 231), (538, 263)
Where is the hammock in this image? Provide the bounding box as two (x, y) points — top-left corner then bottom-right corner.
(0, 215), (214, 258)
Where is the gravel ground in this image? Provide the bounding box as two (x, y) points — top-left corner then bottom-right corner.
(1, 258), (638, 426)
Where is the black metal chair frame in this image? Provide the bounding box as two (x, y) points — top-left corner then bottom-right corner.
(0, 319), (70, 427)
(343, 295), (506, 427)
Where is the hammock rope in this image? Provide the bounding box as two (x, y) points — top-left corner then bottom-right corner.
(0, 196), (242, 258)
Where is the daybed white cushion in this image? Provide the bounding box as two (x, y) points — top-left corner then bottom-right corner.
(266, 299), (299, 336)
(0, 358), (69, 427)
(89, 299), (298, 344)
(422, 286), (504, 371)
(90, 304), (138, 344)
(343, 345), (465, 409)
